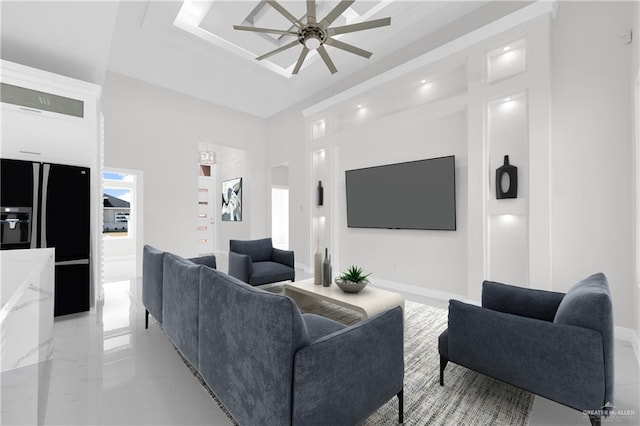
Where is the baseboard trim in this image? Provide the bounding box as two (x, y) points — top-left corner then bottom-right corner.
(369, 277), (470, 306)
(103, 255), (135, 263)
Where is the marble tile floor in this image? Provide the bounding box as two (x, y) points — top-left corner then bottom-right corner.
(1, 264), (638, 425)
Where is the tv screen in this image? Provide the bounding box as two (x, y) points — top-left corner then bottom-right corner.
(345, 156), (456, 230)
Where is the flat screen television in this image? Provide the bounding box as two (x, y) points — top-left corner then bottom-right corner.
(345, 155), (456, 230)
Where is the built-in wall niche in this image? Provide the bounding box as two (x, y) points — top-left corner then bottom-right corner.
(312, 119), (326, 140)
(486, 92), (528, 204)
(336, 63), (467, 131)
(486, 39), (526, 84)
(487, 214), (529, 284)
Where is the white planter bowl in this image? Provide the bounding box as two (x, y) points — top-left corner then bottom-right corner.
(334, 278), (368, 293)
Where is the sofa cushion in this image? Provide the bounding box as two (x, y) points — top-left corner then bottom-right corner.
(230, 238), (273, 262)
(142, 245), (165, 324)
(250, 261), (295, 286)
(302, 313), (346, 342)
(188, 255), (217, 269)
(162, 252), (202, 368)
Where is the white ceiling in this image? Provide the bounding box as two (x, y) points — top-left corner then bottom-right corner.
(0, 1), (531, 118)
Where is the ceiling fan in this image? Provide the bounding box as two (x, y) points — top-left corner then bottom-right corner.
(233, 0), (391, 75)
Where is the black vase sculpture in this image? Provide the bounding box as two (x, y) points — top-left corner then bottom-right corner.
(317, 181), (324, 206)
(496, 155), (518, 199)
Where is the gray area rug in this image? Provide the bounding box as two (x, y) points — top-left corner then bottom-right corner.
(304, 300), (534, 426)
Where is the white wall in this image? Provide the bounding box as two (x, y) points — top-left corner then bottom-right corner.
(550, 1), (636, 329)
(265, 2), (637, 331)
(266, 109), (308, 266)
(102, 72), (267, 259)
(332, 110), (468, 295)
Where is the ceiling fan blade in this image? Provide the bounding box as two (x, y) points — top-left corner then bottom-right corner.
(307, 0), (317, 25)
(256, 40), (300, 61)
(317, 45), (337, 74)
(233, 25), (297, 36)
(266, 0), (303, 29)
(320, 0), (355, 28)
(324, 38), (372, 58)
(327, 17), (391, 36)
(292, 47), (310, 74)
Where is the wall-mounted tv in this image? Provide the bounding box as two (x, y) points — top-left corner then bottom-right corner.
(345, 155), (456, 231)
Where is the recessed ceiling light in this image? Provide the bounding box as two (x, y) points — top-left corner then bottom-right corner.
(503, 46), (510, 52)
(357, 104), (363, 108)
(504, 97), (511, 102)
(420, 79), (427, 84)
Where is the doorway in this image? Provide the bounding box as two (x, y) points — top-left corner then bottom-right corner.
(271, 165), (289, 250)
(102, 169), (143, 281)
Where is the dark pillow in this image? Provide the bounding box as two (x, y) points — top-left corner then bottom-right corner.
(188, 255), (217, 269)
(554, 273), (612, 332)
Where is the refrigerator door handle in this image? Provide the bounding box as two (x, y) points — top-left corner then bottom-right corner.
(56, 259), (89, 266)
(31, 163), (40, 248)
(41, 163), (50, 248)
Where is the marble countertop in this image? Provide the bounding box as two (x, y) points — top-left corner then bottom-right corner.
(1, 248), (55, 322)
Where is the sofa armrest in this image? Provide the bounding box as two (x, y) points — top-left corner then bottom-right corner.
(272, 247), (294, 268)
(292, 307), (403, 426)
(447, 300), (606, 411)
(482, 280), (565, 321)
(228, 251), (252, 283)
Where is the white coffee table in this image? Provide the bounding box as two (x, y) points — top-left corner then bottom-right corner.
(284, 278), (404, 319)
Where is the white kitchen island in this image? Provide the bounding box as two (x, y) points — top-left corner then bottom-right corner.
(1, 248), (55, 372)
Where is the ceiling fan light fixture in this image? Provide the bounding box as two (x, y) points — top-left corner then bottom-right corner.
(304, 35), (322, 50)
(234, 0), (391, 75)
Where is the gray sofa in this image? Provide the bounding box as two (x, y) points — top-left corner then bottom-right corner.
(142, 245), (404, 425)
(438, 273), (613, 426)
(228, 237), (295, 285)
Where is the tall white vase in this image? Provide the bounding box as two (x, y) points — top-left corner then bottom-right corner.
(314, 241), (322, 285)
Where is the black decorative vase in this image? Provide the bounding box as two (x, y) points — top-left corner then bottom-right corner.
(317, 181), (324, 206)
(496, 155), (518, 199)
(322, 248), (332, 287)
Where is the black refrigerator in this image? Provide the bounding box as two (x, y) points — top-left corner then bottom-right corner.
(1, 158), (91, 316)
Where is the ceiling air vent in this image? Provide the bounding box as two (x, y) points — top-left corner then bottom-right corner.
(1, 82), (84, 118)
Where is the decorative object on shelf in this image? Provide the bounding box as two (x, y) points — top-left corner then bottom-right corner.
(233, 0), (392, 75)
(496, 155), (518, 199)
(314, 240), (322, 285)
(335, 265), (371, 293)
(317, 181), (324, 206)
(222, 177), (243, 221)
(322, 248), (332, 287)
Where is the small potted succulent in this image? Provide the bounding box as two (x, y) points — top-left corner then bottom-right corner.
(335, 265), (371, 293)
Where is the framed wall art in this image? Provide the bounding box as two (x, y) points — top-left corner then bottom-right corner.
(222, 177), (242, 221)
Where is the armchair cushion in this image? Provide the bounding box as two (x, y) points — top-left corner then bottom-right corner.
(230, 238), (273, 262)
(482, 280), (565, 322)
(250, 261), (295, 286)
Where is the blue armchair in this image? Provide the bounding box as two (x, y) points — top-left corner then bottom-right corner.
(228, 238), (295, 286)
(438, 273), (614, 426)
